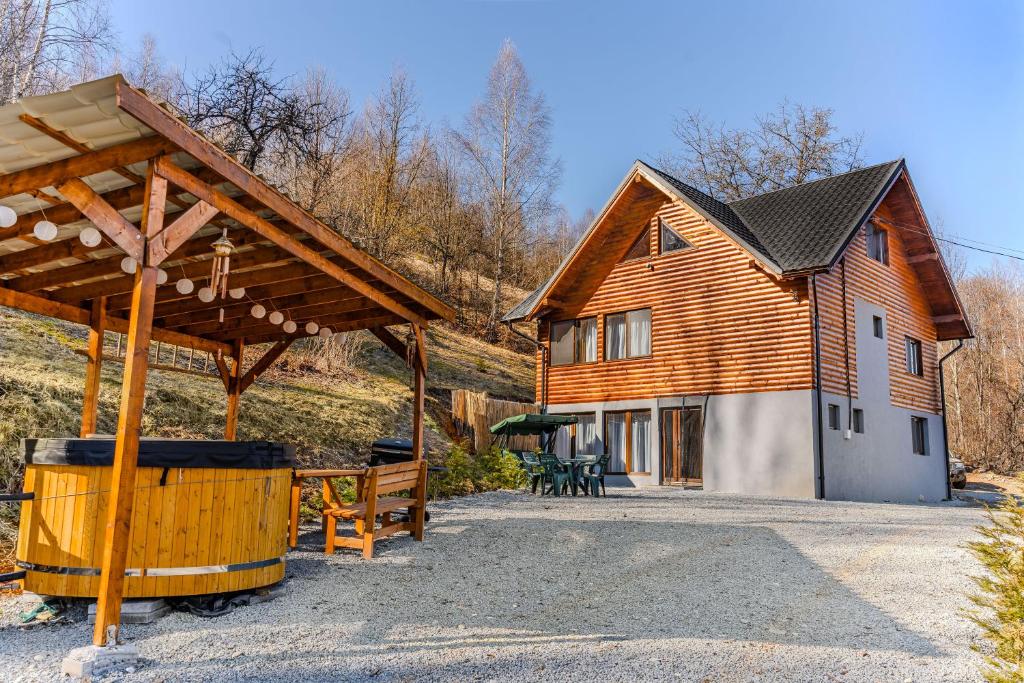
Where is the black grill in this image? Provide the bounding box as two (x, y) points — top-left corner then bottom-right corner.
(368, 437), (414, 466)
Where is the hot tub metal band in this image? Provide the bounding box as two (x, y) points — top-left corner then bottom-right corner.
(16, 556), (283, 577)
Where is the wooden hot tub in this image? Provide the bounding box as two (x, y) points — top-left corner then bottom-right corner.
(15, 438), (294, 598)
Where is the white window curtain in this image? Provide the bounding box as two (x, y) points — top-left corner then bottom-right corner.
(577, 414), (598, 455)
(627, 309), (651, 357)
(606, 413), (627, 472)
(606, 314), (626, 360)
(554, 424), (572, 458)
(578, 318), (597, 363)
(630, 412), (650, 472)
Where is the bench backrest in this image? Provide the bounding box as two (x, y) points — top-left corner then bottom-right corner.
(364, 460), (426, 498)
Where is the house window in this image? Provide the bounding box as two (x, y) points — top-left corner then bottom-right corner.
(659, 218), (693, 254)
(550, 317), (597, 366)
(853, 409), (864, 434)
(866, 222), (889, 265)
(554, 413), (598, 459)
(827, 404), (840, 430)
(911, 416), (928, 455)
(622, 226), (651, 262)
(872, 315), (884, 339)
(605, 309), (652, 360)
(604, 410), (651, 474)
(905, 337), (923, 376)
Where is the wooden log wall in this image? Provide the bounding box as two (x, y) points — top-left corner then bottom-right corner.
(537, 199), (813, 404)
(813, 196), (941, 413)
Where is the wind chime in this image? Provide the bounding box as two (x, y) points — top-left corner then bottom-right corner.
(209, 228), (234, 323)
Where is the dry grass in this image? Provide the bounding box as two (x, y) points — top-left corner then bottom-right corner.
(0, 306), (535, 561)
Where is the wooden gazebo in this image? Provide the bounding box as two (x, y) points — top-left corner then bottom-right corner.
(0, 76), (454, 646)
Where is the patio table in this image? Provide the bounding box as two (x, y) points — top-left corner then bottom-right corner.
(557, 455), (600, 496)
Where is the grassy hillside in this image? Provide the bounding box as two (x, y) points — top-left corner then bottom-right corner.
(0, 305), (534, 558)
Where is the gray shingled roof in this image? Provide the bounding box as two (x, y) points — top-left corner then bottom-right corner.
(504, 159), (904, 321)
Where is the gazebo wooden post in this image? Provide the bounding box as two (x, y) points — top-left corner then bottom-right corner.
(412, 325), (427, 460)
(81, 296), (108, 437)
(224, 340), (245, 440)
(92, 163), (166, 647)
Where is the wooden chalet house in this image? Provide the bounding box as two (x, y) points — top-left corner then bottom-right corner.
(504, 160), (971, 502)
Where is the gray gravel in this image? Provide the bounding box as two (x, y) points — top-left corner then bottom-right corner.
(1, 488), (989, 682)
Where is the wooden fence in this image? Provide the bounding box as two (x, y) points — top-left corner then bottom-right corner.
(451, 389), (539, 454)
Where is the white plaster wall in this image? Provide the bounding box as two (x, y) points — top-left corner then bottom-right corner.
(817, 298), (948, 503)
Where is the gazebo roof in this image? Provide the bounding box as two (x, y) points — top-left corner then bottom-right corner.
(0, 75), (455, 353)
(489, 413), (577, 436)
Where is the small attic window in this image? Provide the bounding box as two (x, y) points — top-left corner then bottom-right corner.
(621, 226), (651, 262)
(659, 218), (693, 254)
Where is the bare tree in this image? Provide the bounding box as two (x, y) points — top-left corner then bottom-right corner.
(177, 49), (342, 174)
(341, 68), (430, 262)
(0, 0), (113, 104)
(453, 39), (560, 340)
(662, 101), (863, 201)
(110, 33), (177, 101)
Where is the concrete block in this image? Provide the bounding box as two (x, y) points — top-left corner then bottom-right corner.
(61, 644), (138, 678)
(88, 598), (170, 624)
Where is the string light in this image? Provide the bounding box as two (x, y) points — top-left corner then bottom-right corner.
(120, 257), (137, 274)
(0, 205), (15, 228)
(318, 327), (332, 338)
(229, 287), (246, 299)
(268, 311), (284, 325)
(197, 287), (215, 303)
(305, 321), (319, 335)
(156, 269), (168, 285)
(176, 278), (194, 295)
(250, 304), (267, 319)
(33, 220), (57, 241)
(282, 320), (297, 334)
(79, 227), (101, 247)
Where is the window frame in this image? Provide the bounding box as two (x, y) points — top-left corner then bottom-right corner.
(827, 403), (840, 431)
(603, 409), (652, 475)
(604, 308), (653, 362)
(866, 222), (890, 265)
(552, 412), (598, 458)
(852, 408), (865, 434)
(621, 226), (652, 263)
(872, 315), (884, 339)
(911, 416), (929, 455)
(905, 336), (923, 376)
(549, 317), (598, 367)
(658, 217), (693, 255)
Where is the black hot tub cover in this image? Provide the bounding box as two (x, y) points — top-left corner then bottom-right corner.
(21, 438), (296, 469)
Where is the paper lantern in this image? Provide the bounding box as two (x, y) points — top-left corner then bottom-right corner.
(156, 269), (168, 285)
(318, 327), (332, 338)
(33, 220), (57, 241)
(175, 278), (194, 295)
(282, 320), (297, 334)
(268, 311), (284, 325)
(0, 205), (16, 228)
(79, 227), (102, 247)
(197, 287), (215, 303)
(250, 304), (267, 319)
(229, 287), (246, 300)
(305, 322), (319, 335)
(120, 257), (137, 274)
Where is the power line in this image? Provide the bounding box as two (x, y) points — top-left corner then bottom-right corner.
(874, 218), (1024, 264)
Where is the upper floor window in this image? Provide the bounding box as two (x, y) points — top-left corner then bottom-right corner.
(866, 222), (889, 265)
(605, 309), (651, 360)
(905, 336), (923, 376)
(550, 317), (597, 366)
(659, 218), (693, 254)
(621, 227), (651, 262)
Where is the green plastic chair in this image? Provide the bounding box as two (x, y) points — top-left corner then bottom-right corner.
(581, 453), (611, 497)
(539, 454), (571, 496)
(512, 450), (544, 494)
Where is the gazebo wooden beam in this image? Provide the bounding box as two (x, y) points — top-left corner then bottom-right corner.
(239, 339), (293, 393)
(224, 340), (244, 439)
(154, 276), (354, 324)
(92, 162), (166, 647)
(152, 158), (430, 328)
(211, 307), (406, 343)
(165, 288), (371, 333)
(205, 303), (396, 341)
(412, 324), (426, 459)
(148, 200), (218, 265)
(0, 285), (231, 354)
(57, 178), (146, 262)
(239, 314), (408, 346)
(117, 80), (455, 322)
(0, 135), (176, 199)
(81, 296), (107, 437)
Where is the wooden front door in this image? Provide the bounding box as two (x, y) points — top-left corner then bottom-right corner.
(660, 406), (704, 486)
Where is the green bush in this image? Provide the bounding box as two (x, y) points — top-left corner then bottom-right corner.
(429, 442), (526, 499)
(968, 483), (1024, 683)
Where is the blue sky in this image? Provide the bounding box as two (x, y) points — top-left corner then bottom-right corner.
(109, 0), (1023, 272)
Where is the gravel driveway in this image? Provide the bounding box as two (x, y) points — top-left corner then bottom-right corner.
(0, 488), (988, 682)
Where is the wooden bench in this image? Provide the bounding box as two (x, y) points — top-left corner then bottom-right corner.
(322, 460), (427, 559)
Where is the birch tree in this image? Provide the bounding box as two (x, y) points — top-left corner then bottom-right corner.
(0, 0), (112, 105)
(453, 39), (560, 341)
